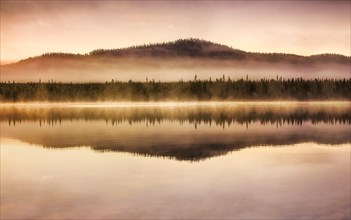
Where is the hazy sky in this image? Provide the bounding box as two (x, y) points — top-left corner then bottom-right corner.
(1, 1), (350, 63)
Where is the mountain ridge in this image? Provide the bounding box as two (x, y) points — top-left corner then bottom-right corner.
(4, 38), (350, 66)
(2, 38), (350, 82)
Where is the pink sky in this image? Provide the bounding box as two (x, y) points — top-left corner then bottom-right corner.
(1, 1), (350, 63)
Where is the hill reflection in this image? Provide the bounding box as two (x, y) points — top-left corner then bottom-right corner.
(1, 103), (350, 161)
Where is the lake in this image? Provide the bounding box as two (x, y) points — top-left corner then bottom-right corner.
(1, 102), (350, 219)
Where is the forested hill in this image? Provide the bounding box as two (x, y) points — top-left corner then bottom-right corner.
(2, 39), (350, 82)
(12, 38), (350, 65)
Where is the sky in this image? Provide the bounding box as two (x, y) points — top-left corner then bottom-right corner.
(1, 0), (350, 64)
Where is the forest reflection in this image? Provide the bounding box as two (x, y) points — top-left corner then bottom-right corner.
(2, 103), (350, 127)
(1, 103), (350, 161)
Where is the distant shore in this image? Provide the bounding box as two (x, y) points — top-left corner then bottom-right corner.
(1, 78), (350, 102)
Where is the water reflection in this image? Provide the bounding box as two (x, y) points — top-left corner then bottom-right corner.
(1, 103), (350, 161)
(1, 103), (350, 219)
(1, 139), (350, 219)
(2, 102), (350, 126)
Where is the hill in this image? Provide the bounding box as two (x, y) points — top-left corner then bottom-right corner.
(1, 38), (350, 82)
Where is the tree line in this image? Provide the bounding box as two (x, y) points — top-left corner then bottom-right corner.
(0, 78), (350, 101)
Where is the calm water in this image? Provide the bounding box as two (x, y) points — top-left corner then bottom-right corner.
(1, 102), (350, 219)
